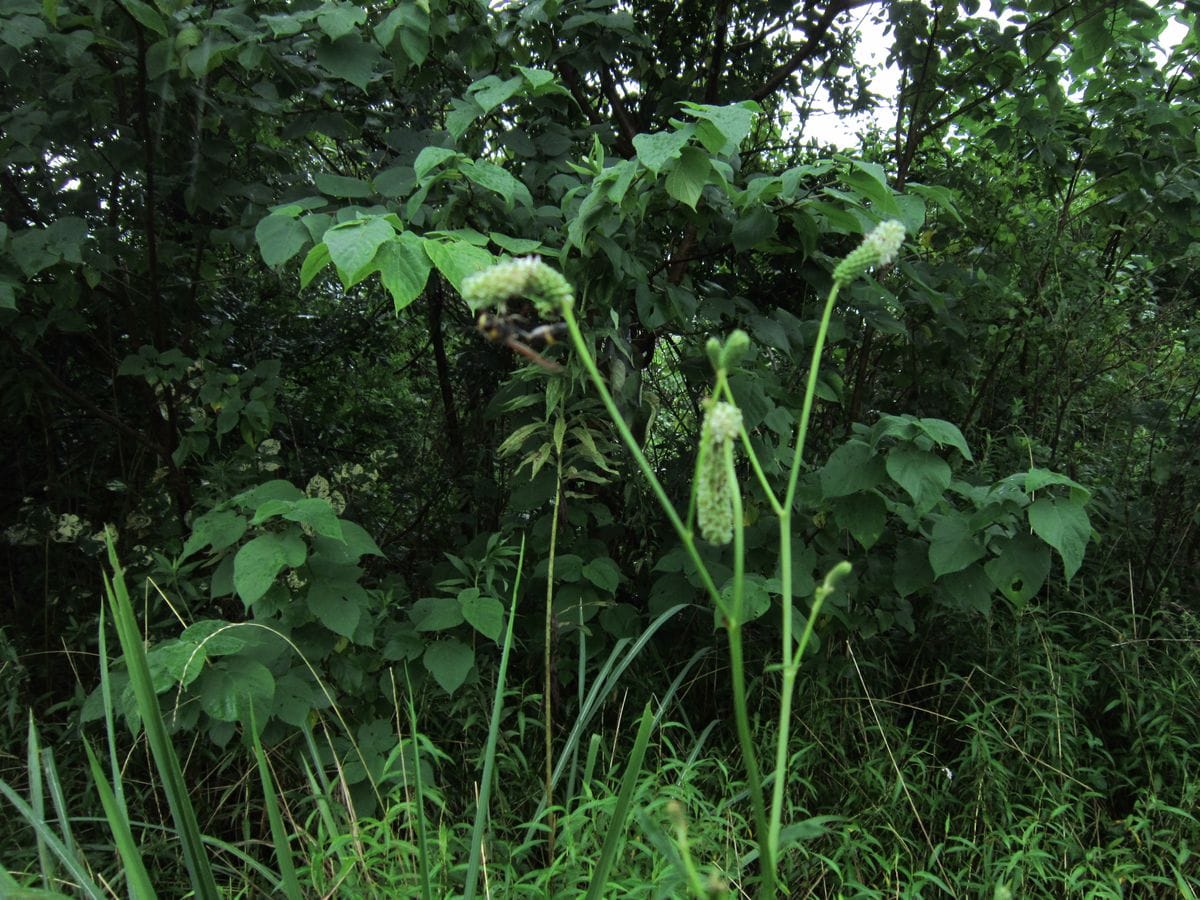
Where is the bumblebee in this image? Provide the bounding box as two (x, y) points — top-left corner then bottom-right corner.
(477, 312), (568, 372)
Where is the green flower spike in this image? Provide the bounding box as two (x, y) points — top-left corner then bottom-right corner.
(696, 401), (743, 545)
(832, 219), (907, 285)
(461, 256), (574, 317)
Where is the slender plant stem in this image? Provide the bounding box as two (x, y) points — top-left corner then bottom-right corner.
(768, 280), (845, 863)
(560, 307), (722, 606)
(544, 458), (563, 860)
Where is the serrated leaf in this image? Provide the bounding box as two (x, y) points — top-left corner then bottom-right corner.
(459, 589), (504, 642)
(665, 146), (710, 210)
(1027, 497), (1090, 581)
(424, 639), (474, 694)
(681, 101), (758, 152)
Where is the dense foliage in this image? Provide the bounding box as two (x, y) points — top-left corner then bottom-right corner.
(1, 0), (1198, 895)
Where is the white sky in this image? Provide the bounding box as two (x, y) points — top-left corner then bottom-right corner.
(802, 4), (1191, 149)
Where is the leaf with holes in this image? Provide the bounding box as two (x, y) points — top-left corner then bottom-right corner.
(985, 533), (1051, 608)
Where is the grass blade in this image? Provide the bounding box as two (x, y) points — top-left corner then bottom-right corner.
(102, 536), (219, 898)
(248, 708), (302, 899)
(25, 714), (53, 888)
(464, 535), (526, 900)
(585, 701), (656, 900)
(403, 669), (433, 900)
(82, 739), (157, 899)
(0, 779), (105, 899)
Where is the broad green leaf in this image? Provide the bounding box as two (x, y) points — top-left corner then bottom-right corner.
(913, 418), (973, 461)
(459, 588), (504, 642)
(582, 557), (621, 594)
(181, 620), (248, 656)
(314, 173), (373, 198)
(985, 533), (1051, 608)
(928, 514), (985, 577)
(300, 243), (332, 288)
(120, 0), (167, 37)
(819, 440), (886, 498)
(424, 639), (474, 694)
(470, 74), (523, 113)
(281, 498), (344, 541)
(255, 214), (308, 268)
(665, 146), (710, 210)
(490, 233), (544, 255)
(934, 564), (993, 614)
(719, 574), (771, 624)
(272, 670), (323, 727)
(832, 491), (887, 549)
(307, 577), (367, 638)
(732, 204), (778, 251)
(632, 129), (690, 174)
(422, 239), (494, 293)
(376, 232), (432, 311)
(317, 2), (366, 41)
(233, 533), (307, 607)
(414, 146), (459, 180)
(182, 509), (247, 558)
(681, 101), (759, 153)
(906, 183), (965, 224)
(410, 596), (464, 631)
(894, 538), (934, 597)
(146, 640), (206, 691)
(461, 160), (532, 208)
(316, 35), (379, 91)
(886, 447), (951, 514)
(1025, 468), (1091, 502)
(324, 217), (395, 283)
(1027, 497), (1090, 581)
(199, 657), (274, 724)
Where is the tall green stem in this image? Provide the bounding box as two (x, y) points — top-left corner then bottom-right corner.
(768, 280), (844, 864)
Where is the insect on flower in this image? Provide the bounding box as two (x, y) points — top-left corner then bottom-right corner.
(476, 311), (568, 372)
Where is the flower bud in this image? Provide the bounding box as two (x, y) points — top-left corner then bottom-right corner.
(461, 256), (574, 316)
(833, 219), (906, 284)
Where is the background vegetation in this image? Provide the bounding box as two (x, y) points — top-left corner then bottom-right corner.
(1, 0), (1198, 895)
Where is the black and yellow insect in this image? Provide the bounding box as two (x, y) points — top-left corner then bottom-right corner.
(477, 311), (568, 372)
